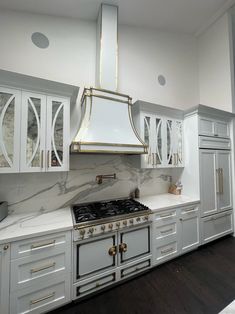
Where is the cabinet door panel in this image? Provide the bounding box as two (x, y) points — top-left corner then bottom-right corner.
(173, 120), (183, 166)
(199, 117), (215, 136)
(46, 97), (70, 171)
(180, 214), (199, 253)
(166, 119), (173, 166)
(0, 87), (21, 173)
(154, 117), (163, 167)
(119, 225), (150, 264)
(200, 150), (218, 217)
(75, 233), (117, 280)
(141, 114), (153, 168)
(217, 151), (232, 212)
(0, 244), (10, 314)
(20, 92), (46, 172)
(216, 121), (229, 138)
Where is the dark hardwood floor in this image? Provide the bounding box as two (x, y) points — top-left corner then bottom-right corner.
(50, 236), (235, 314)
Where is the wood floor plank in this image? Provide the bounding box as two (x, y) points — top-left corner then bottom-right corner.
(49, 236), (235, 314)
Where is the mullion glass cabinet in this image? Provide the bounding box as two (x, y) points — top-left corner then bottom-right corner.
(132, 102), (184, 169)
(0, 86), (70, 173)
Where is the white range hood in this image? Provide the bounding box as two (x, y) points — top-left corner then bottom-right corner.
(71, 4), (147, 154)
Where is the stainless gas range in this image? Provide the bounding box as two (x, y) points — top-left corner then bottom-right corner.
(71, 198), (152, 300)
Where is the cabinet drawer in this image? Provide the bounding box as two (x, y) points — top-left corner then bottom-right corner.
(155, 222), (177, 240)
(154, 209), (177, 225)
(120, 258), (151, 279)
(154, 241), (178, 265)
(180, 206), (199, 217)
(201, 211), (233, 244)
(199, 136), (230, 150)
(11, 232), (69, 260)
(10, 276), (70, 314)
(74, 272), (116, 299)
(11, 250), (67, 291)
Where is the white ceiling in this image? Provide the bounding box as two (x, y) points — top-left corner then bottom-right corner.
(0, 0), (234, 35)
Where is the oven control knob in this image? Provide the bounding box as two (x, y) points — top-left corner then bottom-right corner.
(108, 223), (113, 229)
(123, 220), (127, 226)
(88, 227), (94, 234)
(144, 216), (149, 221)
(101, 225), (106, 231)
(129, 219), (134, 224)
(116, 222), (120, 228)
(80, 229), (86, 236)
(136, 217), (141, 222)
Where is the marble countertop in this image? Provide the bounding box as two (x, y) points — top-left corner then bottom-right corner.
(0, 207), (73, 244)
(136, 193), (200, 212)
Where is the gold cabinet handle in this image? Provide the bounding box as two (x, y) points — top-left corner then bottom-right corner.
(30, 292), (55, 305)
(41, 150), (44, 169)
(220, 168), (224, 194)
(108, 246), (117, 256)
(152, 153), (154, 167)
(30, 262), (56, 274)
(216, 168), (220, 194)
(155, 153), (158, 165)
(47, 150), (50, 168)
(119, 243), (128, 253)
(160, 213), (173, 218)
(31, 240), (55, 250)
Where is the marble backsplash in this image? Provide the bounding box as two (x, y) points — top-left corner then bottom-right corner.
(0, 154), (173, 214)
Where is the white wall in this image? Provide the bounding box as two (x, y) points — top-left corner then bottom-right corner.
(119, 25), (199, 109)
(198, 12), (234, 112)
(0, 9), (199, 109)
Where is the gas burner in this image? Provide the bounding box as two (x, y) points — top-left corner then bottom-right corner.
(72, 198), (150, 225)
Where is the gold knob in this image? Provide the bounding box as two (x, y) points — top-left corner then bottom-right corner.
(108, 246), (117, 256)
(129, 219), (134, 224)
(89, 227), (94, 234)
(3, 245), (9, 251)
(119, 243), (128, 253)
(116, 222), (120, 228)
(108, 223), (113, 229)
(136, 217), (141, 222)
(144, 216), (149, 221)
(79, 229), (85, 236)
(101, 225), (106, 231)
(123, 220), (127, 226)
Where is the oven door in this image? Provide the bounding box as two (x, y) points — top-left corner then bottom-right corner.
(118, 223), (151, 265)
(74, 231), (118, 281)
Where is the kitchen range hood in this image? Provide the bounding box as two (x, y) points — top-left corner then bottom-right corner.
(71, 4), (147, 154)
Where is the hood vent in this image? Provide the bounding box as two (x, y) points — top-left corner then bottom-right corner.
(71, 4), (147, 154)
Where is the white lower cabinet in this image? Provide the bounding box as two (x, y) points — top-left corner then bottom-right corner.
(201, 210), (233, 244)
(179, 207), (200, 253)
(152, 205), (200, 266)
(9, 231), (72, 314)
(0, 243), (10, 314)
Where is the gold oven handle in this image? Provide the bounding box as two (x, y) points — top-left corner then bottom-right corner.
(119, 243), (128, 253)
(108, 246), (117, 256)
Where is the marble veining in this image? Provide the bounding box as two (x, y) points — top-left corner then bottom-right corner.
(0, 154), (178, 214)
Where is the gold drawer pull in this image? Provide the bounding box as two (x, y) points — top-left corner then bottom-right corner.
(30, 262), (56, 273)
(30, 292), (55, 305)
(160, 228), (173, 234)
(183, 209), (196, 214)
(31, 240), (55, 250)
(161, 247), (174, 254)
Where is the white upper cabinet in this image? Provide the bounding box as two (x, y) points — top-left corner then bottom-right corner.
(0, 86), (70, 173)
(199, 116), (229, 138)
(0, 87), (21, 173)
(20, 92), (47, 172)
(138, 112), (183, 169)
(46, 96), (70, 172)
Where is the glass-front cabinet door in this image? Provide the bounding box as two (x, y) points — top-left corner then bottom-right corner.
(154, 117), (163, 167)
(141, 115), (153, 168)
(46, 96), (70, 172)
(0, 87), (21, 173)
(20, 91), (47, 172)
(173, 120), (184, 167)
